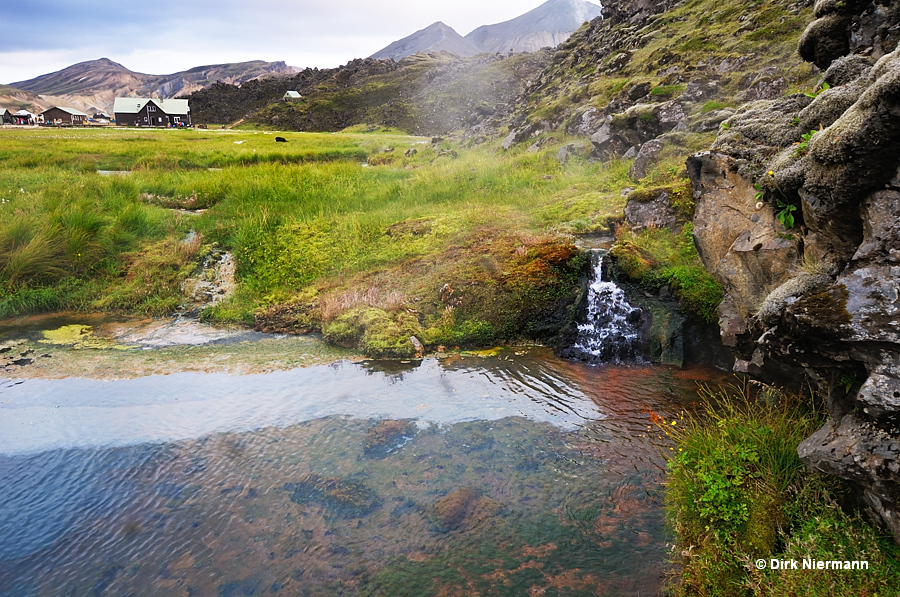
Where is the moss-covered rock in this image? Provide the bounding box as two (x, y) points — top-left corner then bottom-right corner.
(323, 307), (423, 359)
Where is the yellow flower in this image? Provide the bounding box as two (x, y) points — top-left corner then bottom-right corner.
(767, 170), (774, 176)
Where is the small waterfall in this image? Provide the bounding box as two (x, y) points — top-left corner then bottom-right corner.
(569, 250), (646, 363)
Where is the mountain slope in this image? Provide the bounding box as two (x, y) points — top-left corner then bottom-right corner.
(464, 0), (603, 54)
(9, 58), (295, 114)
(0, 84), (52, 114)
(11, 58), (149, 96)
(370, 22), (482, 60)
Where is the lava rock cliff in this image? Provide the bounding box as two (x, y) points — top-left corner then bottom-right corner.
(688, 0), (900, 541)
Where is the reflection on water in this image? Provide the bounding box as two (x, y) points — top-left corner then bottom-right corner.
(0, 350), (725, 596)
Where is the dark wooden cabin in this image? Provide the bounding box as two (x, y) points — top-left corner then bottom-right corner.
(41, 106), (88, 125)
(113, 98), (191, 127)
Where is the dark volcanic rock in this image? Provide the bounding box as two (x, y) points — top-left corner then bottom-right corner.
(624, 187), (677, 231)
(688, 2), (900, 540)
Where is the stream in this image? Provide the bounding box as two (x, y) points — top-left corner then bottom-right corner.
(0, 315), (726, 596)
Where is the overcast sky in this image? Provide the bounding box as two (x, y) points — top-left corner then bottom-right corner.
(0, 0), (602, 84)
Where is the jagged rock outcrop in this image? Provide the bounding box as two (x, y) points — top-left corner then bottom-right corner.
(688, 0), (900, 542)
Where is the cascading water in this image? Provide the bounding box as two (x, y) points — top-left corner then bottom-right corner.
(569, 249), (646, 363)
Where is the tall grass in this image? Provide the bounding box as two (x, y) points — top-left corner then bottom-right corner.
(0, 126), (691, 322)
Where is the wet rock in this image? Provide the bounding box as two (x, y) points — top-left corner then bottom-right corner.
(218, 579), (262, 597)
(426, 487), (501, 533)
(429, 487), (477, 532)
(798, 413), (900, 543)
(363, 419), (417, 459)
(181, 247), (236, 312)
(688, 151), (800, 322)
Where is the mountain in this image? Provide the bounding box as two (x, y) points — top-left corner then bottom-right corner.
(0, 84), (52, 114)
(465, 0), (603, 54)
(369, 22), (483, 61)
(370, 0), (604, 62)
(8, 58), (296, 115)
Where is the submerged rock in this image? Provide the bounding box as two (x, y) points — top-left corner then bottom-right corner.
(427, 487), (502, 533)
(286, 474), (382, 519)
(363, 419), (417, 459)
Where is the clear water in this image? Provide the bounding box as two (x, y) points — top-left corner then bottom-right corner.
(0, 331), (723, 596)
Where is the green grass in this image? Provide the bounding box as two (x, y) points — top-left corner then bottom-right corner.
(660, 384), (900, 597)
(0, 127), (647, 352)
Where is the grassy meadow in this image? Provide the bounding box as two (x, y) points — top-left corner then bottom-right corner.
(0, 125), (718, 354)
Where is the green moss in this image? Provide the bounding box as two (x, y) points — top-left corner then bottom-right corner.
(701, 100), (729, 113)
(610, 242), (653, 279)
(424, 316), (495, 347)
(679, 38), (719, 52)
(649, 84), (686, 98)
(323, 307), (422, 358)
(612, 221), (722, 322)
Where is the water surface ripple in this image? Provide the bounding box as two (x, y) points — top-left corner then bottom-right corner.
(0, 351), (720, 596)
